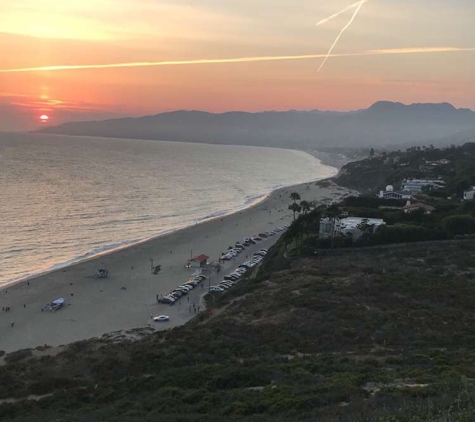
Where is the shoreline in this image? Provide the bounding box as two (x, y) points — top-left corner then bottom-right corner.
(0, 191), (272, 291)
(0, 133), (338, 293)
(0, 177), (348, 353)
(1, 144), (336, 291)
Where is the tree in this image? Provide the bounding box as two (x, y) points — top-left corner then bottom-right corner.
(288, 203), (302, 221)
(290, 192), (301, 203)
(324, 205), (342, 248)
(300, 200), (311, 215)
(443, 214), (475, 236)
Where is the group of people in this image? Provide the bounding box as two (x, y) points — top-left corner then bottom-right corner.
(189, 303), (200, 313)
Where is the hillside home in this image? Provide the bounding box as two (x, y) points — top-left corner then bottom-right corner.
(378, 185), (412, 200)
(403, 201), (436, 214)
(401, 178), (445, 193)
(463, 187), (475, 201)
(320, 217), (385, 240)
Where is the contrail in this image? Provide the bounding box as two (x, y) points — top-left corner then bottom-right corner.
(0, 54), (329, 73)
(318, 0), (369, 72)
(1, 47), (474, 73)
(316, 1), (364, 27)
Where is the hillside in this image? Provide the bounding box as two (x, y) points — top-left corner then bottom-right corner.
(335, 142), (475, 194)
(37, 102), (475, 150)
(1, 240), (475, 421)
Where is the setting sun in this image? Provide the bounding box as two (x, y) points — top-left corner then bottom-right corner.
(39, 114), (49, 123)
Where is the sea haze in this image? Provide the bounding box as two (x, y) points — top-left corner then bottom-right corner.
(0, 133), (336, 286)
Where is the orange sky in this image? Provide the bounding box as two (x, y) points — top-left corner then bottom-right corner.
(1, 0), (474, 130)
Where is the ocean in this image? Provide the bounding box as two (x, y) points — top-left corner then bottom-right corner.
(0, 133), (336, 286)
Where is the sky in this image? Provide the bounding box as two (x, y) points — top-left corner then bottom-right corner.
(1, 0), (474, 131)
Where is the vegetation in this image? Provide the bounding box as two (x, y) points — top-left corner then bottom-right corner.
(1, 241), (475, 421)
(1, 144), (474, 421)
(336, 142), (475, 195)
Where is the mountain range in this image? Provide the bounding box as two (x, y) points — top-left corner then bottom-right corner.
(37, 101), (475, 150)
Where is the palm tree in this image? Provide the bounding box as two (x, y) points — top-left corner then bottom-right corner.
(325, 205), (342, 248)
(300, 200), (311, 215)
(288, 203), (302, 221)
(290, 192), (301, 203)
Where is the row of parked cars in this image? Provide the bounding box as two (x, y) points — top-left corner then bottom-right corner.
(158, 274), (207, 305)
(220, 224), (289, 262)
(210, 248), (268, 292)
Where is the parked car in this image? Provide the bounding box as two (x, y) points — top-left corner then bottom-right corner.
(258, 233), (268, 238)
(153, 315), (170, 322)
(253, 252), (266, 257)
(175, 287), (189, 294)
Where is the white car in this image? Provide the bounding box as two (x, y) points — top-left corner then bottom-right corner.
(153, 315), (170, 322)
(210, 286), (225, 292)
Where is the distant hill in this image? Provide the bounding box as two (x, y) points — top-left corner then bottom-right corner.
(37, 101), (475, 149)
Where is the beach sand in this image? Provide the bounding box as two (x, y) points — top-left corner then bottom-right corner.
(0, 182), (350, 353)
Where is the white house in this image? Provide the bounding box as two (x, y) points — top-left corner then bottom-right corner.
(401, 178), (445, 193)
(464, 187), (475, 201)
(378, 185), (412, 200)
(320, 217), (385, 240)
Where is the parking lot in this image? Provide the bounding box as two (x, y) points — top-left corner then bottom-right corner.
(151, 224), (289, 328)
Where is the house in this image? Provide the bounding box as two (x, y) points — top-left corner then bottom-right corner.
(187, 254), (209, 268)
(320, 217), (385, 240)
(378, 185), (412, 200)
(464, 187), (475, 201)
(403, 201), (436, 214)
(401, 178), (445, 193)
(425, 159), (450, 166)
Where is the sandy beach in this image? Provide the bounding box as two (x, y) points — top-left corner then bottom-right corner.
(0, 181), (350, 353)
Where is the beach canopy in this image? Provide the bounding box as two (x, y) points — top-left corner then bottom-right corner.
(188, 254), (209, 263)
(52, 298), (65, 305)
